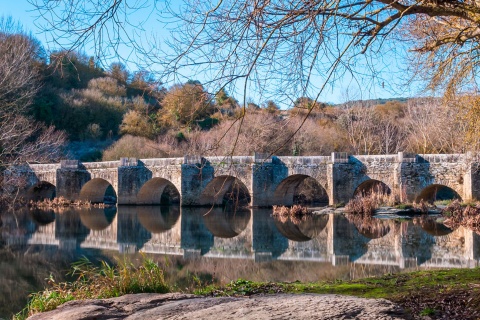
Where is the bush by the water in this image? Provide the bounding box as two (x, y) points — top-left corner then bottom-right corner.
(16, 257), (169, 319)
(442, 200), (480, 234)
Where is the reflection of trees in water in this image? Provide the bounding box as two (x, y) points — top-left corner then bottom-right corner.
(181, 207), (214, 255)
(273, 213), (328, 241)
(0, 248), (66, 318)
(137, 206), (180, 233)
(55, 208), (90, 242)
(202, 207), (251, 238)
(346, 214), (390, 239)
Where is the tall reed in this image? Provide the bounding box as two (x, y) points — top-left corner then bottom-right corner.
(15, 256), (169, 319)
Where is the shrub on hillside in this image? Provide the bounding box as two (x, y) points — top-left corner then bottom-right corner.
(102, 135), (167, 160)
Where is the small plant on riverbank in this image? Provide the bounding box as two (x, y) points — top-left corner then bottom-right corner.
(28, 197), (111, 209)
(345, 189), (401, 216)
(15, 256), (169, 319)
(442, 200), (480, 234)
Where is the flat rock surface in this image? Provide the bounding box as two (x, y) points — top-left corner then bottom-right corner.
(28, 293), (409, 320)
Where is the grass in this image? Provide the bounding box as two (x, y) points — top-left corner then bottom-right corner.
(15, 256), (169, 320)
(197, 268), (480, 319)
(15, 256), (480, 320)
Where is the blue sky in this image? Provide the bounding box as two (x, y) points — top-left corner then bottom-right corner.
(2, 1), (416, 105)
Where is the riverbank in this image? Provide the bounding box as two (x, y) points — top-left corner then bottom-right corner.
(17, 266), (480, 319)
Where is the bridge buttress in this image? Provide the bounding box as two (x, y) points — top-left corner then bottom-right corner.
(56, 160), (91, 200)
(117, 158), (152, 205)
(464, 159), (480, 202)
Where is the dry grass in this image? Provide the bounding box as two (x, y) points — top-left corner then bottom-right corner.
(272, 205), (310, 224)
(442, 200), (480, 234)
(412, 199), (433, 214)
(28, 197), (109, 209)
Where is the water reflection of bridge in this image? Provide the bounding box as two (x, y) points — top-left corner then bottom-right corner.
(2, 207), (479, 269)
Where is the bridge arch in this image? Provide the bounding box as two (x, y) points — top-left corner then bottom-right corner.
(137, 178), (180, 205)
(26, 181), (56, 201)
(273, 174), (328, 206)
(79, 178), (117, 204)
(200, 175), (251, 206)
(353, 179), (391, 198)
(415, 184), (462, 203)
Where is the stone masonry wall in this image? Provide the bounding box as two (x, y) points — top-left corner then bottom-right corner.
(13, 153), (480, 205)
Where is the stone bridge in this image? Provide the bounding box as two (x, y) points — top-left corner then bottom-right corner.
(13, 152), (480, 206)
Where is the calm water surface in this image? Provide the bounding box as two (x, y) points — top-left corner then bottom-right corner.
(1, 206), (479, 318)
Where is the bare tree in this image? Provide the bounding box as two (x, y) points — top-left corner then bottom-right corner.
(0, 18), (66, 205)
(29, 0), (480, 100)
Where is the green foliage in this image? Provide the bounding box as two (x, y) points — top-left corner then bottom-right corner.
(420, 308), (436, 316)
(175, 131), (186, 142)
(79, 149), (103, 162)
(16, 256), (170, 319)
(196, 117), (219, 130)
(195, 279), (291, 296)
(395, 204), (413, 210)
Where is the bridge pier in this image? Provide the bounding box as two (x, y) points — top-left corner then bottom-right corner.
(56, 160), (91, 200)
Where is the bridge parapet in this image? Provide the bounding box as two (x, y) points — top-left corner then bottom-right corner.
(204, 155), (255, 165)
(83, 161), (121, 169)
(418, 153), (466, 163)
(142, 157), (184, 166)
(275, 155), (331, 165)
(352, 154), (399, 163)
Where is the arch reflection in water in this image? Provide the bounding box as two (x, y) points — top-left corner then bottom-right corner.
(137, 206), (180, 233)
(203, 207), (251, 238)
(273, 214), (329, 241)
(413, 216), (455, 236)
(78, 207), (117, 231)
(30, 209), (55, 226)
(347, 215), (391, 239)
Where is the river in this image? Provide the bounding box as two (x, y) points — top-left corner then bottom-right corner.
(0, 205), (478, 318)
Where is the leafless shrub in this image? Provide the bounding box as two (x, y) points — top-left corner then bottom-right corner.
(412, 200), (433, 215)
(345, 189), (399, 216)
(442, 200), (480, 234)
(28, 196), (110, 210)
(102, 135), (167, 160)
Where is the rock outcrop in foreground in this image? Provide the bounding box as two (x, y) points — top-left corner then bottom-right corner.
(28, 293), (408, 320)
